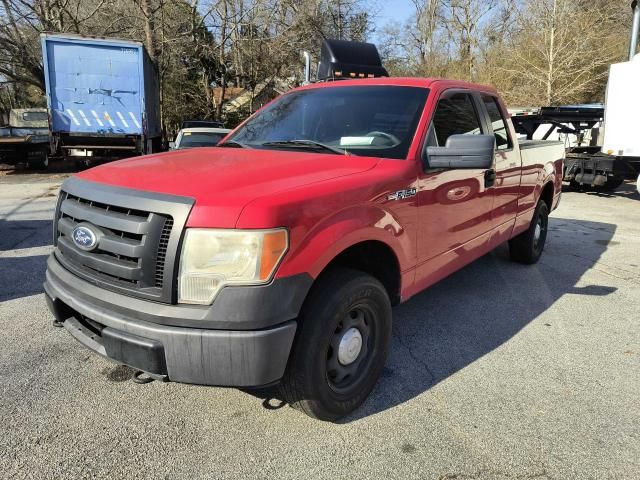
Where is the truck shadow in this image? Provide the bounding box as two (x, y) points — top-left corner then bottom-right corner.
(584, 181), (639, 200)
(0, 255), (49, 302)
(563, 181), (639, 201)
(0, 219), (53, 252)
(0, 219), (52, 302)
(348, 215), (616, 421)
(0, 160), (79, 175)
(248, 216), (617, 422)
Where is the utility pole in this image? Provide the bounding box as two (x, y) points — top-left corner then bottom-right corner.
(630, 1), (640, 60)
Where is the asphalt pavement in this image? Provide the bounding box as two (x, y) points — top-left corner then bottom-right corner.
(1, 169), (638, 479)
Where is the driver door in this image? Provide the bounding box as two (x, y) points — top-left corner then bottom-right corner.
(414, 90), (495, 289)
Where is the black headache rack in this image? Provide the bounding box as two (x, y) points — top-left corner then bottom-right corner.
(316, 39), (388, 82)
(512, 105), (639, 190)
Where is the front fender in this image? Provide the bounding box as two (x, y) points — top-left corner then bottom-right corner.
(277, 204), (415, 281)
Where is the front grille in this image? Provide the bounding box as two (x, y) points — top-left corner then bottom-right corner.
(56, 191), (171, 292)
(53, 177), (193, 303)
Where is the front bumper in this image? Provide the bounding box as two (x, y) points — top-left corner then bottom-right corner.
(44, 255), (312, 387)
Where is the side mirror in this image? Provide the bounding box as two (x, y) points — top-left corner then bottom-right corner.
(168, 141), (175, 149)
(426, 134), (495, 169)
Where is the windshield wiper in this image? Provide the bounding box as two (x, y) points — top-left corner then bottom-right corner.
(219, 140), (248, 148)
(261, 140), (348, 155)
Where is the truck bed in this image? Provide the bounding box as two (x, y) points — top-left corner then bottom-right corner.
(518, 139), (564, 150)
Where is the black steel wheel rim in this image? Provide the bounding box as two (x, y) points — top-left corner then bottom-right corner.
(533, 211), (548, 252)
(325, 303), (376, 393)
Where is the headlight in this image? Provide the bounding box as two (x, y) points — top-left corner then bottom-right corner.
(178, 228), (288, 305)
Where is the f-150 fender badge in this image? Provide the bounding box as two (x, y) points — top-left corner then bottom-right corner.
(388, 188), (417, 201)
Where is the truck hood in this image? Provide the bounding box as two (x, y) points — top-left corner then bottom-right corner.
(77, 147), (379, 227)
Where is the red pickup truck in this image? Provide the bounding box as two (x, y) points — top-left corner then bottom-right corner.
(45, 44), (563, 421)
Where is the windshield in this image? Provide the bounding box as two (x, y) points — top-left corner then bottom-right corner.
(226, 86), (429, 159)
(178, 132), (226, 148)
(22, 111), (48, 122)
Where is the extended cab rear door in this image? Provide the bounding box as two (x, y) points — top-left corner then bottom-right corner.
(478, 94), (522, 235)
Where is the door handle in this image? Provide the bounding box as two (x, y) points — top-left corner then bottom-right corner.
(484, 169), (496, 188)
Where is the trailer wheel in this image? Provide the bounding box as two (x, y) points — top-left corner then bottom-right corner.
(27, 156), (48, 170)
(568, 180), (583, 191)
(279, 267), (392, 421)
(596, 176), (624, 192)
(509, 200), (549, 265)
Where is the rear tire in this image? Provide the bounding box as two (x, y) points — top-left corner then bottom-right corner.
(509, 200), (549, 265)
(279, 268), (392, 421)
(596, 175), (624, 192)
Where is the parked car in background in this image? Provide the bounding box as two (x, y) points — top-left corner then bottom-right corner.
(181, 120), (225, 129)
(170, 127), (231, 149)
(44, 39), (564, 422)
(0, 108), (49, 169)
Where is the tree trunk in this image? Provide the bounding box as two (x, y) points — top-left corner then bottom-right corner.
(216, 0), (228, 121)
(546, 0), (557, 106)
(141, 0), (158, 65)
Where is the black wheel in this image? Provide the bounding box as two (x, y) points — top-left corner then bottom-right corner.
(596, 176), (624, 192)
(568, 179), (582, 190)
(72, 158), (91, 170)
(27, 156), (48, 170)
(279, 268), (392, 421)
(509, 200), (549, 264)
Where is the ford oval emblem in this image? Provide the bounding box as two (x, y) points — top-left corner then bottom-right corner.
(72, 225), (98, 251)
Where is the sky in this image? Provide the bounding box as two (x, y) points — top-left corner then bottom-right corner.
(372, 0), (415, 36)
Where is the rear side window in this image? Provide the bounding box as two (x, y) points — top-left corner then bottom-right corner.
(429, 92), (482, 146)
(482, 95), (512, 150)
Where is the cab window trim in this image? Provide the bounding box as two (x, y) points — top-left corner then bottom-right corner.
(479, 93), (513, 152)
(421, 88), (489, 170)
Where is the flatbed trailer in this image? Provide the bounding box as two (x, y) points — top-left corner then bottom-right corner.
(0, 109), (49, 169)
(511, 105), (637, 191)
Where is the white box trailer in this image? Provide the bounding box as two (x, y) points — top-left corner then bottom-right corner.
(602, 54), (640, 157)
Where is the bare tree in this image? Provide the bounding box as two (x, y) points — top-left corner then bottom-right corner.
(3, 0), (629, 128)
(442, 0), (497, 81)
(411, 0), (442, 65)
(501, 0), (627, 105)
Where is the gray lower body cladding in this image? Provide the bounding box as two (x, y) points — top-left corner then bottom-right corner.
(44, 255), (312, 387)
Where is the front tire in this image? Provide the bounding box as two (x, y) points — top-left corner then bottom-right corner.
(279, 268), (392, 421)
(509, 200), (549, 264)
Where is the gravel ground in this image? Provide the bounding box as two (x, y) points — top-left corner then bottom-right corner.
(1, 171), (638, 480)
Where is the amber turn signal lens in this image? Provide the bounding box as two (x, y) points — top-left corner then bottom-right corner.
(260, 230), (288, 280)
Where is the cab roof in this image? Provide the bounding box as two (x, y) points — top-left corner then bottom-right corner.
(295, 77), (499, 95)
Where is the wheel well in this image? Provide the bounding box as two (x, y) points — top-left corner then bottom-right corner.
(541, 181), (554, 209)
(321, 241), (401, 305)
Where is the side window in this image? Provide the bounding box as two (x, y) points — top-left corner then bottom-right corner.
(429, 92), (482, 146)
(482, 95), (512, 150)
